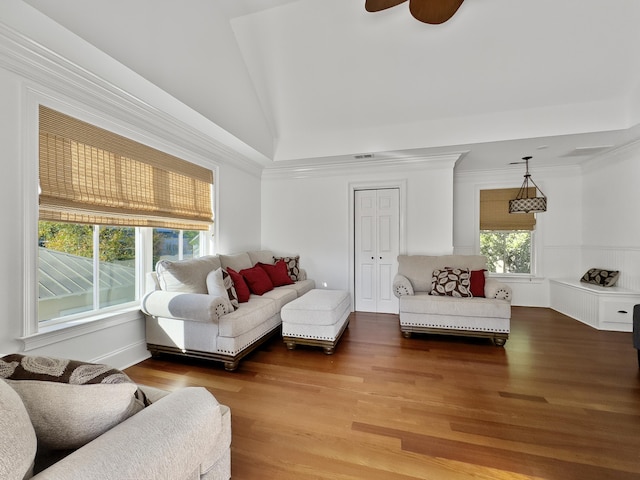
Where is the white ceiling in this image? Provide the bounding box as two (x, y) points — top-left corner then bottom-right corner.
(23, 0), (640, 172)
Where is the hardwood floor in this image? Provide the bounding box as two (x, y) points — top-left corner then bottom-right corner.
(125, 307), (640, 480)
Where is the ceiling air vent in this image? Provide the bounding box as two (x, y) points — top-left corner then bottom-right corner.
(561, 146), (613, 157)
(354, 153), (374, 159)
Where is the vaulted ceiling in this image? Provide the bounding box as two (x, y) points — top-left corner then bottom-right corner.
(23, 0), (640, 172)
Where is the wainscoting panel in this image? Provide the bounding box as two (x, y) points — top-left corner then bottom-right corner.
(581, 246), (640, 291)
(549, 279), (640, 332)
(550, 280), (600, 329)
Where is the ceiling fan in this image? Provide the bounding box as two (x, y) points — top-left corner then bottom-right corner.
(365, 0), (465, 25)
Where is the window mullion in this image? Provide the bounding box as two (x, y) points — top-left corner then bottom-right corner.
(93, 225), (100, 310)
(178, 230), (184, 261)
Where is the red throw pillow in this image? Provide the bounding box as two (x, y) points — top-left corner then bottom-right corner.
(239, 265), (274, 296)
(258, 260), (294, 287)
(470, 269), (486, 297)
(226, 268), (251, 303)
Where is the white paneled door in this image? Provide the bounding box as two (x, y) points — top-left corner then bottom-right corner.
(354, 188), (400, 313)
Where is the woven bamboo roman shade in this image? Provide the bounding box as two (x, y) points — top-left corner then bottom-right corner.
(39, 106), (213, 230)
(480, 188), (536, 231)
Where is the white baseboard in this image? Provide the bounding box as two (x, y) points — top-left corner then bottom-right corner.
(91, 340), (151, 370)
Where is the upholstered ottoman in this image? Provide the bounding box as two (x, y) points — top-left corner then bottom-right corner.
(281, 289), (351, 354)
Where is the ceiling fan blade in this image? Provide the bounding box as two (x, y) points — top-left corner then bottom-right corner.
(409, 0), (465, 24)
(365, 0), (408, 13)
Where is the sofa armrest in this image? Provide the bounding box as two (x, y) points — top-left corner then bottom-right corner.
(393, 274), (415, 298)
(32, 387), (228, 480)
(484, 278), (512, 301)
(141, 291), (225, 323)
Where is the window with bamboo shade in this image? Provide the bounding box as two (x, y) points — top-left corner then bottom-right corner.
(37, 105), (213, 323)
(480, 188), (535, 274)
(39, 105), (213, 231)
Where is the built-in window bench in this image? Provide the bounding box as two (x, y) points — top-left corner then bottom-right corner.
(549, 279), (640, 332)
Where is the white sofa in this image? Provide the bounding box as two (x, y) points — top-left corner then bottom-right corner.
(1, 371), (230, 480)
(393, 255), (512, 345)
(141, 250), (315, 371)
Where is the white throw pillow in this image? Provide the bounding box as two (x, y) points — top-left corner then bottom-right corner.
(206, 268), (235, 314)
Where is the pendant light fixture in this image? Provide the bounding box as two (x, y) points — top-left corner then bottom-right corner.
(509, 156), (547, 214)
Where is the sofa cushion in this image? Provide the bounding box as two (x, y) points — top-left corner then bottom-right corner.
(218, 298), (278, 337)
(206, 268), (236, 314)
(273, 255), (301, 281)
(219, 252), (252, 272)
(401, 293), (511, 318)
(258, 260), (294, 287)
(397, 255), (440, 292)
(248, 250), (275, 266)
(226, 268), (251, 303)
(155, 255), (221, 294)
(285, 279), (316, 297)
(240, 265), (274, 295)
(0, 378), (37, 480)
(430, 268), (472, 297)
(0, 355), (148, 450)
(470, 269), (486, 297)
(261, 286), (298, 310)
(440, 255), (487, 271)
(580, 268), (620, 287)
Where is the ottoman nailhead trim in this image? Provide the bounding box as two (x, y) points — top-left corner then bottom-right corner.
(283, 333), (336, 340)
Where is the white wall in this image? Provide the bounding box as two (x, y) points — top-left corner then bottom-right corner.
(215, 164), (262, 255)
(261, 159), (456, 296)
(0, 2), (262, 365)
(581, 142), (640, 291)
(454, 165), (583, 307)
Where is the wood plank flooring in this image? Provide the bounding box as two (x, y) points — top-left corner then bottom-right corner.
(125, 307), (640, 480)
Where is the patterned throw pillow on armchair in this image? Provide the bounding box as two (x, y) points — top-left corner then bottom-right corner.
(430, 267), (473, 297)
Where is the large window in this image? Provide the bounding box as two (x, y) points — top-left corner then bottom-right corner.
(38, 222), (136, 321)
(38, 106), (213, 323)
(479, 188), (536, 275)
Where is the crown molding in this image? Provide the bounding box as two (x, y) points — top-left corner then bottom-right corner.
(262, 152), (464, 180)
(0, 19), (264, 178)
(454, 163), (580, 182)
